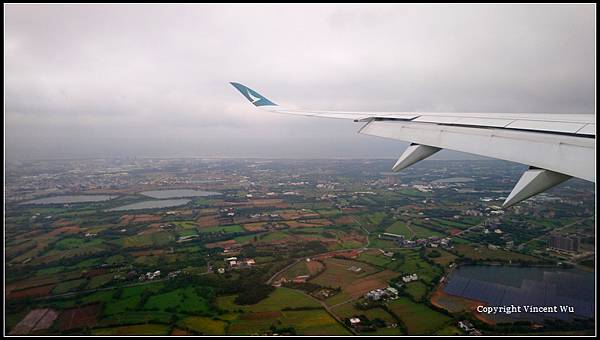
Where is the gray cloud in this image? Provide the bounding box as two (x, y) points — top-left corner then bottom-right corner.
(5, 4), (596, 161)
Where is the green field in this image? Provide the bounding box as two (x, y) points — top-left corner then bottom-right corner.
(54, 237), (85, 250)
(404, 281), (429, 301)
(217, 287), (321, 312)
(36, 266), (65, 276)
(331, 303), (400, 335)
(144, 287), (212, 314)
(368, 237), (400, 250)
(316, 209), (341, 217)
(386, 249), (442, 282)
(331, 239), (364, 250)
(277, 260), (312, 279)
(227, 309), (350, 335)
(178, 229), (199, 237)
(179, 316), (227, 335)
(44, 238), (105, 257)
(71, 257), (103, 269)
(258, 230), (292, 242)
(357, 252), (394, 267)
(92, 324), (171, 335)
(199, 225), (244, 234)
(397, 188), (429, 197)
(234, 233), (264, 244)
(429, 217), (473, 230)
(89, 282), (167, 316)
(98, 311), (174, 327)
(87, 273), (113, 289)
(104, 295), (141, 315)
(172, 221), (198, 229)
(365, 212), (387, 228)
(454, 244), (541, 262)
(106, 254), (126, 265)
(310, 258), (378, 288)
(52, 278), (86, 294)
(386, 221), (445, 239)
(118, 232), (175, 248)
(386, 297), (452, 335)
(216, 287), (348, 335)
(434, 324), (463, 335)
(426, 248), (457, 267)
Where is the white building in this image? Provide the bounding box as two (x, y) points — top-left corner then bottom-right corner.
(402, 273), (418, 283)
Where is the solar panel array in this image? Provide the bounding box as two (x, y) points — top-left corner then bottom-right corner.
(443, 266), (595, 321)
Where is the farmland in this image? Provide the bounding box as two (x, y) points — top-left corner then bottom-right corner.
(386, 297), (453, 335)
(4, 158), (595, 335)
(92, 324), (171, 335)
(217, 288), (321, 312)
(385, 221), (445, 239)
(216, 288), (349, 335)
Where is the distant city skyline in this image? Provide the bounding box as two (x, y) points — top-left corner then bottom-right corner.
(5, 4), (595, 161)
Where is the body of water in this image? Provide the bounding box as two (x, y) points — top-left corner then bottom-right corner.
(432, 177), (475, 184)
(443, 265), (595, 321)
(107, 199), (191, 211)
(21, 195), (116, 205)
(140, 189), (221, 199)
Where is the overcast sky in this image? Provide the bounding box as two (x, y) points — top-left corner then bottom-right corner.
(5, 4), (596, 161)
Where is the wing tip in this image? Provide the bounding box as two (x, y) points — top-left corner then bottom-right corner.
(229, 82), (277, 107)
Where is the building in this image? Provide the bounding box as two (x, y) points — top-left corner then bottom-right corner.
(167, 270), (181, 279)
(347, 266), (362, 273)
(144, 270), (161, 280)
(225, 257), (238, 268)
(365, 286), (399, 301)
(548, 234), (580, 252)
(379, 232), (405, 241)
(349, 317), (361, 326)
(293, 275), (310, 283)
(401, 273), (418, 283)
(458, 320), (473, 330)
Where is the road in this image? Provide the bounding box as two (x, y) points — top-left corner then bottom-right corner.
(265, 258), (303, 285)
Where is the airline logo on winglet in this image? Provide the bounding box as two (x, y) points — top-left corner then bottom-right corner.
(247, 90), (262, 104)
(230, 82), (277, 107)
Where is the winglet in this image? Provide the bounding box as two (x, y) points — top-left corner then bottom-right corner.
(230, 82), (277, 107)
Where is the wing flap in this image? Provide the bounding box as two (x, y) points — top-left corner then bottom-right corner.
(505, 120), (587, 134)
(576, 123), (595, 135)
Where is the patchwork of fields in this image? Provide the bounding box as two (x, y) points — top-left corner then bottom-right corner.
(6, 158), (580, 336)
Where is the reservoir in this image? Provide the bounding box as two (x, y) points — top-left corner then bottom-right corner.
(140, 189), (221, 199)
(432, 177), (474, 184)
(443, 265), (594, 321)
(21, 195), (116, 205)
(107, 199), (191, 211)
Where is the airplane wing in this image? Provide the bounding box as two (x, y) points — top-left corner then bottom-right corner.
(230, 82), (595, 207)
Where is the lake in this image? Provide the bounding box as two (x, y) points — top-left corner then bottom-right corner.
(443, 265), (595, 321)
(107, 199), (191, 211)
(140, 189), (221, 199)
(432, 177), (475, 184)
(21, 195), (116, 205)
